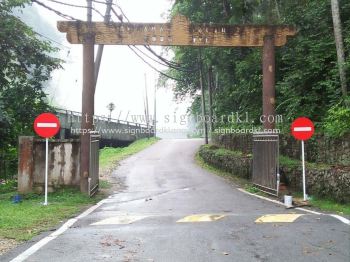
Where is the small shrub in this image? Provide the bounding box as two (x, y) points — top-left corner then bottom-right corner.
(323, 102), (350, 137)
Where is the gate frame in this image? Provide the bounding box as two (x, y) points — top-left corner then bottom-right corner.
(89, 132), (100, 197)
(252, 132), (280, 196)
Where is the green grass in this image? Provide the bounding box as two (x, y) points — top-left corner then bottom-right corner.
(99, 180), (113, 189)
(291, 192), (350, 215)
(0, 180), (17, 194)
(0, 188), (103, 241)
(99, 137), (159, 170)
(309, 198), (350, 215)
(280, 155), (331, 170)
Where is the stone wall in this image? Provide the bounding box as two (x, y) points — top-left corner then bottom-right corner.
(280, 165), (350, 203)
(213, 133), (350, 166)
(18, 136), (80, 193)
(198, 145), (252, 179)
(199, 144), (350, 203)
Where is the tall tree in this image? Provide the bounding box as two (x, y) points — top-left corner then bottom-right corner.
(331, 0), (348, 99)
(0, 0), (61, 152)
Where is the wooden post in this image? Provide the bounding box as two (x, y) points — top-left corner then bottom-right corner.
(262, 35), (276, 130)
(80, 0), (95, 194)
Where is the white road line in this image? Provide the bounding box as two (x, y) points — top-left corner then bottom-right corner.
(36, 123), (57, 128)
(237, 188), (349, 225)
(293, 127), (312, 132)
(330, 214), (350, 225)
(10, 199), (107, 262)
(295, 207), (321, 215)
(237, 188), (285, 206)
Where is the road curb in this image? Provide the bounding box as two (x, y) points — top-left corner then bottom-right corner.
(237, 188), (350, 225)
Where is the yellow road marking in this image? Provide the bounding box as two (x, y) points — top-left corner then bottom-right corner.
(255, 214), (304, 223)
(91, 215), (148, 225)
(177, 214), (226, 223)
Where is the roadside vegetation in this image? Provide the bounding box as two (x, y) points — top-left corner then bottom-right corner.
(162, 0), (349, 137)
(196, 149), (350, 216)
(0, 187), (104, 241)
(0, 137), (159, 248)
(99, 137), (159, 171)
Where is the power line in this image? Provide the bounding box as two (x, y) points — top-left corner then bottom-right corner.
(109, 6), (199, 73)
(128, 46), (185, 82)
(35, 31), (71, 49)
(45, 0), (105, 19)
(32, 0), (79, 20)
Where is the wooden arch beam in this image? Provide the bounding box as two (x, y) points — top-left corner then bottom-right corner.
(57, 15), (296, 47)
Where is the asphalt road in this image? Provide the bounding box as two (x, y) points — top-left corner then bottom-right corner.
(3, 139), (350, 262)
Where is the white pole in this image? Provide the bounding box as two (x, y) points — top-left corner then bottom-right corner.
(44, 138), (48, 205)
(301, 140), (307, 201)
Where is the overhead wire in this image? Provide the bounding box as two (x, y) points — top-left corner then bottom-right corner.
(109, 5), (198, 75)
(45, 0), (105, 19)
(32, 0), (195, 81)
(31, 0), (79, 20)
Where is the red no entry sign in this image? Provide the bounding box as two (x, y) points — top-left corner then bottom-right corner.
(291, 117), (314, 141)
(34, 113), (60, 138)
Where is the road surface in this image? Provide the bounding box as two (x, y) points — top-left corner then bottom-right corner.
(3, 139), (350, 262)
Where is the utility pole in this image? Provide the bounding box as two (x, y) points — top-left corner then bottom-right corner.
(81, 0), (95, 193)
(144, 74), (150, 138)
(153, 81), (157, 138)
(94, 0), (113, 88)
(207, 66), (214, 136)
(199, 51), (208, 144)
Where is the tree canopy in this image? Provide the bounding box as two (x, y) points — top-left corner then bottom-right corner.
(163, 0), (350, 135)
(0, 0), (61, 152)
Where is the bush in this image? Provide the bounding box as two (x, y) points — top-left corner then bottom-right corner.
(323, 101), (350, 137)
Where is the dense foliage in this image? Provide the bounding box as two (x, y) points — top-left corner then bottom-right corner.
(164, 0), (350, 136)
(0, 0), (61, 154)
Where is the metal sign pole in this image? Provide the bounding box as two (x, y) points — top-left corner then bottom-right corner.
(44, 138), (48, 205)
(301, 140), (307, 201)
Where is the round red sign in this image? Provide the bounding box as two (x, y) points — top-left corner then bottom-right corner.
(291, 117), (314, 141)
(34, 113), (60, 138)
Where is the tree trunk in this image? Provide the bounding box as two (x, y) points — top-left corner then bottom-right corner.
(331, 0), (348, 99)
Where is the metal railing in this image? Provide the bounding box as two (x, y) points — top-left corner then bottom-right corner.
(54, 108), (152, 129)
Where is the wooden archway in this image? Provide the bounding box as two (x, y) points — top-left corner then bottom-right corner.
(58, 15), (296, 193)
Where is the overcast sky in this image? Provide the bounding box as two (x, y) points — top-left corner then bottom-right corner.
(19, 0), (192, 135)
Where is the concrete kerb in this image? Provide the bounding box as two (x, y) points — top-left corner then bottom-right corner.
(237, 188), (350, 225)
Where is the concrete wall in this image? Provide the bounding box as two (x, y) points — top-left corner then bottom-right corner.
(18, 136), (80, 193)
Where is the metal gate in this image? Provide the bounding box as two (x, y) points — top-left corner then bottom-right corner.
(89, 133), (100, 196)
(252, 133), (280, 196)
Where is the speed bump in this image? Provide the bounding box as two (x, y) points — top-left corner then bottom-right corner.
(177, 214), (226, 223)
(255, 214), (304, 223)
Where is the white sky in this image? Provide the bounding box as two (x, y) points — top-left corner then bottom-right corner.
(19, 0), (192, 135)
